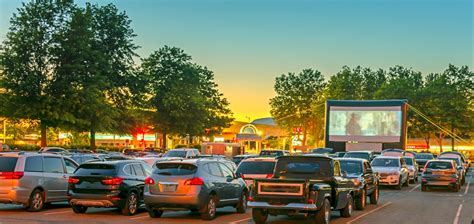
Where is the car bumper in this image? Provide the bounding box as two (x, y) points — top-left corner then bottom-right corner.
(0, 188), (31, 205)
(248, 201), (318, 211)
(144, 192), (206, 209)
(422, 181), (457, 187)
(379, 176), (400, 185)
(68, 192), (121, 208)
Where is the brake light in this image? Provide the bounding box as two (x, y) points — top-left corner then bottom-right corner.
(68, 177), (80, 184)
(240, 174), (246, 179)
(184, 177), (204, 185)
(248, 196), (254, 201)
(308, 198), (315, 204)
(450, 178), (457, 183)
(101, 177), (123, 185)
(0, 172), (24, 179)
(266, 174), (274, 178)
(144, 177), (155, 185)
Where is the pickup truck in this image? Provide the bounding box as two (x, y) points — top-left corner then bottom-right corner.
(248, 155), (357, 224)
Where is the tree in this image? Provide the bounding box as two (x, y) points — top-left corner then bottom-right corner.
(53, 3), (139, 150)
(141, 46), (233, 148)
(0, 0), (75, 147)
(324, 66), (364, 100)
(270, 69), (326, 147)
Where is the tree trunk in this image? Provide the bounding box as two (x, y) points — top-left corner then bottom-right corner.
(162, 132), (167, 149)
(424, 133), (430, 151)
(90, 127), (96, 151)
(40, 121), (47, 147)
(438, 133), (444, 153)
(302, 128), (307, 147)
(451, 124), (455, 151)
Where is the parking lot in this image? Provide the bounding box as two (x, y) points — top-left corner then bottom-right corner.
(0, 169), (472, 224)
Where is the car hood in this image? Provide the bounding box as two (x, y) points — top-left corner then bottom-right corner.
(372, 167), (400, 173)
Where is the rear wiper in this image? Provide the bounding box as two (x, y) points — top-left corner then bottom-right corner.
(157, 172), (172, 176)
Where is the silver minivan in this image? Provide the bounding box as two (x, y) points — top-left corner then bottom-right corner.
(0, 151), (78, 211)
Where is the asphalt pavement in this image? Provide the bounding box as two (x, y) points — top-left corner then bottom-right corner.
(0, 169), (472, 224)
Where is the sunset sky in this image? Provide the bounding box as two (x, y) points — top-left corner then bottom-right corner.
(1, 0), (472, 121)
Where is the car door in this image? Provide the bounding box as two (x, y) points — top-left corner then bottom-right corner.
(61, 158), (78, 200)
(334, 161), (352, 209)
(219, 162), (240, 204)
(399, 158), (408, 183)
(363, 161), (375, 193)
(206, 162), (227, 201)
(43, 157), (68, 201)
(131, 163), (147, 195)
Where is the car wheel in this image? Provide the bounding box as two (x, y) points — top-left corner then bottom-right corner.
(201, 195), (217, 220)
(314, 198), (330, 224)
(421, 184), (427, 192)
(370, 185), (379, 205)
(252, 208), (268, 224)
(340, 194), (353, 218)
(395, 177), (402, 190)
(452, 184), (460, 192)
(236, 191), (248, 213)
(147, 206), (163, 218)
(122, 191), (139, 216)
(355, 189), (366, 210)
(403, 176), (409, 187)
(27, 189), (45, 212)
(72, 205), (88, 214)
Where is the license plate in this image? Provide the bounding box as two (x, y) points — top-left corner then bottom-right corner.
(432, 171), (444, 175)
(160, 184), (176, 192)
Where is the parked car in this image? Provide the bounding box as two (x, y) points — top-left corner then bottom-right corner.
(39, 147), (70, 155)
(144, 158), (248, 220)
(381, 148), (405, 157)
(421, 160), (461, 192)
(343, 151), (376, 162)
(439, 152), (469, 173)
(403, 157), (419, 183)
(259, 150), (289, 157)
(437, 157), (466, 185)
(415, 153), (435, 172)
(371, 156), (409, 190)
(335, 152), (347, 158)
(337, 158), (379, 210)
(0, 151), (78, 211)
(248, 155), (356, 224)
(235, 157), (276, 189)
(232, 154), (258, 165)
(311, 147), (334, 154)
(70, 154), (104, 165)
(68, 160), (152, 215)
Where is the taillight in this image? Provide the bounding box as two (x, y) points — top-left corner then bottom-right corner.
(184, 177), (204, 185)
(266, 174), (274, 178)
(248, 196), (254, 201)
(0, 172), (24, 179)
(144, 177), (155, 185)
(68, 177), (80, 184)
(240, 174), (246, 179)
(308, 198), (315, 204)
(101, 177), (124, 185)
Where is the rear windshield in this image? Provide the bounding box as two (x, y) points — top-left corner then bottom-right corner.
(426, 162), (452, 169)
(339, 160), (363, 175)
(403, 158), (414, 165)
(371, 158), (399, 167)
(163, 151), (187, 158)
(0, 157), (17, 172)
(154, 163), (197, 176)
(75, 164), (116, 176)
(275, 158), (332, 178)
(260, 151), (282, 157)
(415, 154), (434, 160)
(344, 153), (370, 161)
(236, 161), (275, 174)
(439, 158), (460, 166)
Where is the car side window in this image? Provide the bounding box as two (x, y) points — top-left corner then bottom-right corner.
(132, 164), (146, 177)
(25, 156), (43, 172)
(44, 157), (65, 173)
(64, 158), (78, 174)
(208, 163), (223, 177)
(219, 163), (233, 178)
(142, 164), (152, 176)
(123, 164), (135, 176)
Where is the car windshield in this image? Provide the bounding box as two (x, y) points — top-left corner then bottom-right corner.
(344, 153), (370, 161)
(439, 158), (460, 166)
(154, 163), (197, 176)
(163, 151), (187, 158)
(339, 160), (363, 175)
(403, 158), (414, 165)
(426, 161), (452, 169)
(236, 161), (275, 174)
(260, 151), (282, 157)
(275, 157), (332, 178)
(371, 158), (399, 167)
(75, 164), (116, 176)
(415, 154), (434, 160)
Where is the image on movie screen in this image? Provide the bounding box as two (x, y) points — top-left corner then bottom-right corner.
(328, 107), (402, 141)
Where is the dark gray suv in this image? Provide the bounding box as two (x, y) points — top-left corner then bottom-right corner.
(0, 151), (79, 211)
(144, 158), (248, 220)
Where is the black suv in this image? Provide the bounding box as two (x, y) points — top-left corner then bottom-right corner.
(249, 155), (357, 224)
(336, 158), (379, 210)
(68, 160), (152, 216)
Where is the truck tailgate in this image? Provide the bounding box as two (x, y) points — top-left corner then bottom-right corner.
(254, 178), (307, 196)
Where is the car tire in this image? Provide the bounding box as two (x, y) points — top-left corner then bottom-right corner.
(147, 206), (163, 218)
(340, 194), (353, 218)
(452, 184), (460, 192)
(395, 177), (402, 190)
(201, 195), (218, 220)
(370, 185), (379, 205)
(252, 208), (268, 224)
(314, 198), (330, 224)
(403, 176), (409, 187)
(236, 191), (247, 214)
(26, 189), (45, 212)
(72, 205), (88, 214)
(355, 189), (366, 210)
(122, 191), (139, 216)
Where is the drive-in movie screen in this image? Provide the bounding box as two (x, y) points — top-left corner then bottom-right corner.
(328, 106), (402, 142)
